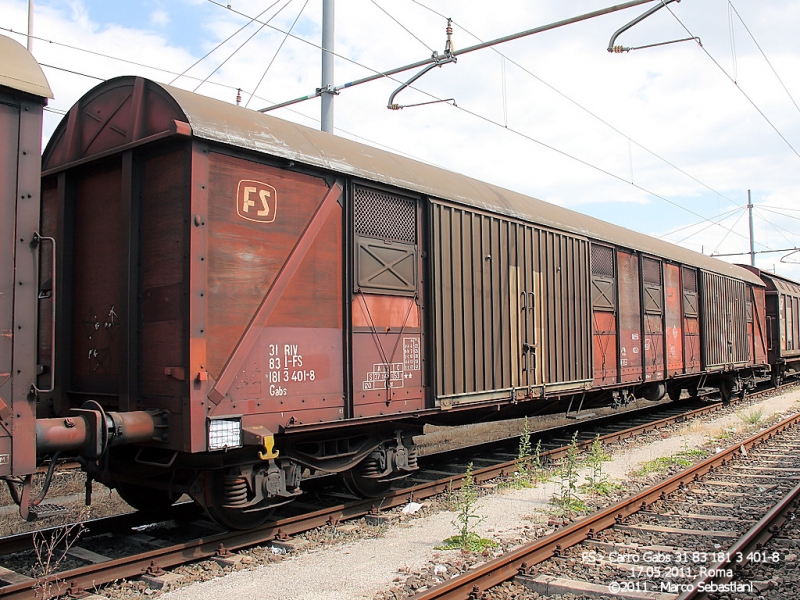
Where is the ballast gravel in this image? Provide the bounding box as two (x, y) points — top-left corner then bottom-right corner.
(157, 389), (800, 600)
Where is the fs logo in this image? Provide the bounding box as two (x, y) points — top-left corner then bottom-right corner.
(236, 180), (277, 223)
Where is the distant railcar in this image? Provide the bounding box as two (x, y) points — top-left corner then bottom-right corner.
(741, 266), (800, 386)
(0, 62), (776, 527)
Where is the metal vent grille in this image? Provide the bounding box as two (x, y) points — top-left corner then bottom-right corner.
(643, 258), (662, 285)
(591, 245), (614, 277)
(354, 186), (416, 243)
(682, 267), (698, 292)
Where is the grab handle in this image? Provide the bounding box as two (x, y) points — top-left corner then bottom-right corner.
(31, 232), (55, 395)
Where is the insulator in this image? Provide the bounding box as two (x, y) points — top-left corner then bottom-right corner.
(613, 45), (628, 54)
(236, 88), (242, 106)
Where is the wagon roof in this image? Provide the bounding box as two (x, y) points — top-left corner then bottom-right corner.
(88, 78), (767, 285)
(0, 34), (53, 99)
(739, 265), (800, 294)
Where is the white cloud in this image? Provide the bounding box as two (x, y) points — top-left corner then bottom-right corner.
(150, 8), (169, 28)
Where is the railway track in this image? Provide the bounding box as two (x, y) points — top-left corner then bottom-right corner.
(0, 384), (791, 599)
(412, 406), (800, 599)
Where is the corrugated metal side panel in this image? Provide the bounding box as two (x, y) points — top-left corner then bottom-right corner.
(534, 230), (592, 387)
(701, 271), (750, 368)
(431, 203), (520, 400)
(430, 202), (591, 400)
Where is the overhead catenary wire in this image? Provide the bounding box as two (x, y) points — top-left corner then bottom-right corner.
(170, 0), (284, 85)
(757, 206), (800, 225)
(16, 4), (792, 258)
(659, 205), (743, 239)
(207, 0), (766, 247)
(245, 0), (311, 107)
(728, 1), (738, 83)
(710, 207), (748, 256)
(756, 212), (799, 247)
(728, 0), (800, 117)
(40, 63), (104, 81)
(2, 27), (454, 172)
(370, 0), (434, 54)
(660, 1), (800, 161)
(0, 25), (262, 99)
(193, 0), (296, 93)
(408, 0), (744, 209)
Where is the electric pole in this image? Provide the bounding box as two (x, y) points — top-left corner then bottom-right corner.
(748, 189), (755, 266)
(27, 0), (34, 53)
(321, 0), (334, 133)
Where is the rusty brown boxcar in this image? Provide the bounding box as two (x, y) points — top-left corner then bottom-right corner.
(0, 35), (53, 514)
(2, 71), (775, 528)
(740, 266), (800, 386)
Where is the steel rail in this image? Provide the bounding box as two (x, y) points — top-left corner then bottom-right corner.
(677, 481), (800, 599)
(0, 391), (784, 599)
(411, 411), (800, 599)
(0, 399), (722, 557)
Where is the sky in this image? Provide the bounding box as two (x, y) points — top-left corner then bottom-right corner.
(3, 0), (800, 279)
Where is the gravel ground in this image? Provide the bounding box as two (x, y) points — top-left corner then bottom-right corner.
(151, 388), (800, 600)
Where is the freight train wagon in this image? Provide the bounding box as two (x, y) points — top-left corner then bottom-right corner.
(0, 34), (54, 520)
(2, 59), (772, 527)
(741, 265), (800, 386)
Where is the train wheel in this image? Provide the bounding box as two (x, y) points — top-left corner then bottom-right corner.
(642, 383), (666, 402)
(115, 483), (175, 513)
(771, 370), (782, 388)
(343, 468), (392, 499)
(718, 378), (734, 403)
(668, 388), (682, 402)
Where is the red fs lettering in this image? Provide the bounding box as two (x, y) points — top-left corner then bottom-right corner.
(236, 180), (278, 223)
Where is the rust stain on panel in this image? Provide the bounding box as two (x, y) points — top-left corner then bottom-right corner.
(352, 295), (419, 329)
(617, 250), (642, 383)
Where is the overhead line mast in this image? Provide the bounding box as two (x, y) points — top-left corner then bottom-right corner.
(320, 0), (334, 133)
(260, 0), (662, 115)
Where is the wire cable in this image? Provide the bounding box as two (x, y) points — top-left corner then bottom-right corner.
(660, 1), (800, 161)
(0, 26), (262, 100)
(40, 63), (104, 81)
(758, 204), (800, 213)
(757, 206), (800, 225)
(728, 1), (800, 116)
(728, 1), (738, 83)
(170, 0), (283, 85)
(193, 0), (295, 92)
(756, 212), (800, 247)
(245, 0), (310, 107)
(657, 205), (743, 240)
(209, 0), (765, 245)
(370, 0), (434, 54)
(710, 207), (747, 255)
(407, 0), (744, 208)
